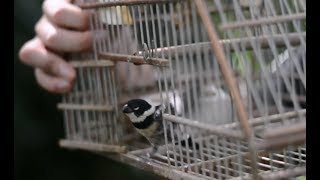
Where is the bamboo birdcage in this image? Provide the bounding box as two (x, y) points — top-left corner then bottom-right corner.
(58, 0), (306, 179)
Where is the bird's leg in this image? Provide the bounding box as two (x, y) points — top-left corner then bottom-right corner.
(146, 143), (158, 158)
(152, 145), (158, 154)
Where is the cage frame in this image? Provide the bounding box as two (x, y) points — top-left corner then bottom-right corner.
(58, 0), (306, 179)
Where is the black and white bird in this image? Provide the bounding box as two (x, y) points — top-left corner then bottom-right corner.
(122, 99), (199, 155)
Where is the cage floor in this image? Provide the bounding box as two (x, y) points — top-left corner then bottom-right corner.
(129, 137), (306, 179)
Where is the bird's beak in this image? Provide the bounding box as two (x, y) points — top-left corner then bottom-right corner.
(122, 104), (133, 113)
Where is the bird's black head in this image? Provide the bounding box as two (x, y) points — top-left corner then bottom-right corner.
(122, 99), (152, 117)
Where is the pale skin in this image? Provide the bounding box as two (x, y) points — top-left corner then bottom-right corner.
(19, 0), (156, 94)
(19, 0), (92, 93)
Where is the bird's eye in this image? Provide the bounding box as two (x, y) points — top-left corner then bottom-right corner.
(134, 107), (139, 111)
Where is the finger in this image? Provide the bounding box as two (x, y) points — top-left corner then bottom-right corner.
(42, 0), (90, 30)
(19, 37), (76, 82)
(35, 16), (92, 52)
(35, 68), (73, 93)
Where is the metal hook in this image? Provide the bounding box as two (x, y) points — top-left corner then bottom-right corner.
(142, 42), (150, 61)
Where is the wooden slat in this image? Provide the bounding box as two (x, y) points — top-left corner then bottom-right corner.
(69, 60), (114, 67)
(59, 139), (127, 153)
(57, 103), (114, 111)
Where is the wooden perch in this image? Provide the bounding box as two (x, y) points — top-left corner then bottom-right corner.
(69, 60), (114, 67)
(99, 52), (169, 66)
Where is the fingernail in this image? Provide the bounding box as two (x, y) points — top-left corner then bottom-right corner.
(59, 65), (75, 80)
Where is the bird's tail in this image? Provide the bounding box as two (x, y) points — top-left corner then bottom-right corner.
(176, 135), (200, 150)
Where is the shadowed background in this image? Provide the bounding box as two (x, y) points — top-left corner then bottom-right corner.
(14, 0), (162, 179)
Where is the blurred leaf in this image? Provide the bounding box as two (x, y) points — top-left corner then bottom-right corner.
(296, 176), (306, 180)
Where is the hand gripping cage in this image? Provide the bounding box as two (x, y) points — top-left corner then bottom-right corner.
(58, 0), (306, 179)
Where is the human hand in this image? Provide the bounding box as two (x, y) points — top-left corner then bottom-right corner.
(19, 0), (92, 93)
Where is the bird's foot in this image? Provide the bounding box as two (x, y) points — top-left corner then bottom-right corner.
(146, 146), (158, 158)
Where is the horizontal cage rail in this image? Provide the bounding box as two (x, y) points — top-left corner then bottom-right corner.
(57, 103), (114, 111)
(220, 13), (306, 30)
(163, 114), (245, 140)
(59, 139), (127, 153)
(221, 109), (306, 129)
(77, 0), (182, 9)
(133, 32), (305, 57)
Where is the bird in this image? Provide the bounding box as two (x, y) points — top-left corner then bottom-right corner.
(122, 98), (199, 156)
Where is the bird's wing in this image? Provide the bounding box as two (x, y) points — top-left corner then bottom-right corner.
(153, 105), (164, 122)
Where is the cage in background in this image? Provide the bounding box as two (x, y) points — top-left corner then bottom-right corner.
(58, 0), (306, 179)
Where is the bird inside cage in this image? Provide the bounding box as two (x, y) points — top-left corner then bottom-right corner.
(53, 0), (306, 178)
(121, 98), (200, 156)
